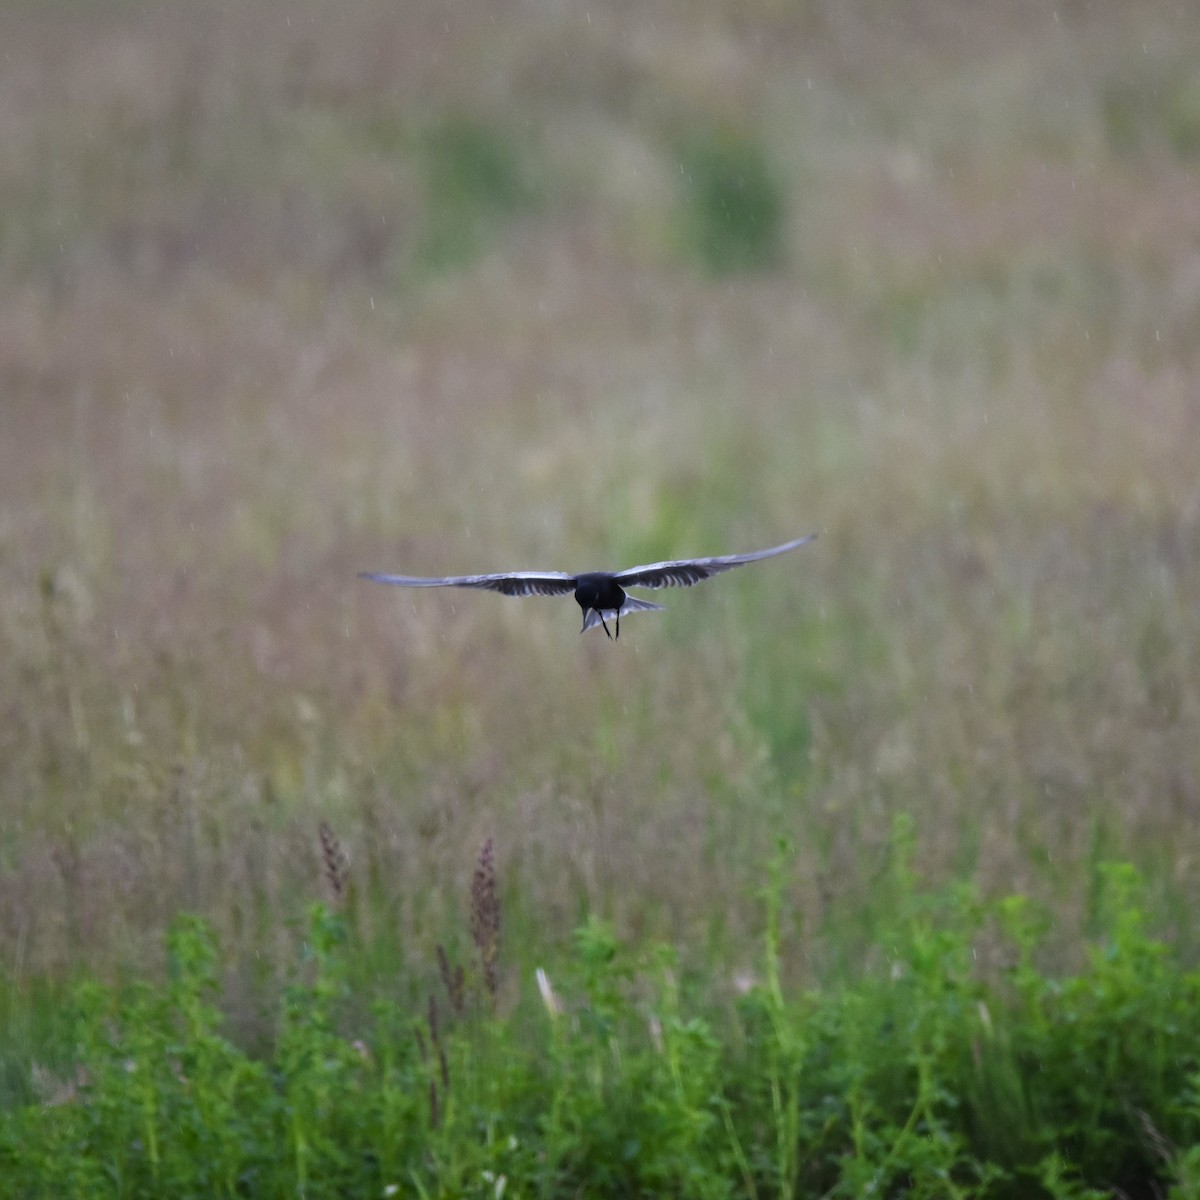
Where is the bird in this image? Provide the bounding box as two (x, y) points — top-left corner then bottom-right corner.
(358, 533), (816, 639)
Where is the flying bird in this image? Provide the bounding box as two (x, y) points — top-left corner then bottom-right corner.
(359, 533), (816, 639)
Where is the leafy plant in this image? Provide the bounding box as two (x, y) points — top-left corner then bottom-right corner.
(677, 126), (785, 275)
(416, 117), (536, 271)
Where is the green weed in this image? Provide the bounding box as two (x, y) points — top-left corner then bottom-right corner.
(416, 117), (537, 272)
(3, 839), (1199, 1197)
(1103, 63), (1200, 160)
(676, 126), (786, 275)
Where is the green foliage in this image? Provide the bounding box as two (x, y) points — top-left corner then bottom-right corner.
(416, 117), (537, 272)
(677, 126), (786, 275)
(1103, 64), (1200, 159)
(3, 855), (1199, 1197)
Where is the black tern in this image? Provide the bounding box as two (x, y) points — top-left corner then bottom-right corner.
(359, 534), (815, 639)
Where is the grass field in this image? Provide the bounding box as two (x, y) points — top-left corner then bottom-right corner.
(2, 0), (1200, 1191)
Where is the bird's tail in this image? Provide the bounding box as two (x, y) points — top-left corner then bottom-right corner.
(581, 596), (666, 632)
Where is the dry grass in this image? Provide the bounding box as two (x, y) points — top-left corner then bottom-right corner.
(1, 0), (1199, 993)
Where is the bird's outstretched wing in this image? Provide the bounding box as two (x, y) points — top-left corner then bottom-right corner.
(358, 571), (577, 598)
(613, 534), (816, 590)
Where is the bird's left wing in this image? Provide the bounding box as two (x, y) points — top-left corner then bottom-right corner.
(613, 534), (816, 589)
(358, 571), (577, 597)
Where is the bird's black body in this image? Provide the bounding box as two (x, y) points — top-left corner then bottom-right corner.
(564, 572), (667, 638)
(359, 534), (816, 639)
(572, 573), (629, 638)
(573, 573), (625, 610)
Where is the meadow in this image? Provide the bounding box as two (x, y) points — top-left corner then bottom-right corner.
(2, 0), (1200, 1193)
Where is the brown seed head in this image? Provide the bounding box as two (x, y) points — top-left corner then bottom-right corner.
(470, 837), (501, 1005)
(318, 821), (348, 902)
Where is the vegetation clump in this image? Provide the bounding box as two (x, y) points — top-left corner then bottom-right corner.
(677, 127), (786, 276)
(2, 837), (1198, 1199)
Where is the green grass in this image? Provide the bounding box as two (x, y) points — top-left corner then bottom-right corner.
(2, 0), (1200, 1190)
(415, 117), (539, 273)
(676, 126), (786, 275)
(3, 836), (1199, 1197)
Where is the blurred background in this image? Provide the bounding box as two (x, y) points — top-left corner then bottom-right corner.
(2, 0), (1199, 1007)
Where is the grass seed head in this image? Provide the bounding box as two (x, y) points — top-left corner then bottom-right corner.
(470, 837), (501, 1005)
(437, 943), (466, 1016)
(318, 821), (348, 902)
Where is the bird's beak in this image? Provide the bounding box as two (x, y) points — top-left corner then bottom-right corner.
(580, 611), (589, 634)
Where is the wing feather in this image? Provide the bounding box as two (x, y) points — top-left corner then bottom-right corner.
(613, 535), (816, 590)
(358, 570), (577, 598)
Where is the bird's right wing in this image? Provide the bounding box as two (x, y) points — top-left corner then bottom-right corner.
(614, 534), (816, 589)
(358, 571), (577, 598)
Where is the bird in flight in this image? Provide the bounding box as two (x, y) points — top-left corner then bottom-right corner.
(359, 534), (816, 639)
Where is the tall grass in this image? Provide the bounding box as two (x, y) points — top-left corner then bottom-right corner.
(3, 832), (1199, 1197)
(1, 0), (1199, 1165)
